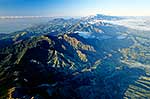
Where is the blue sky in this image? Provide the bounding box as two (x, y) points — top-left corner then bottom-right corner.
(0, 0), (149, 16)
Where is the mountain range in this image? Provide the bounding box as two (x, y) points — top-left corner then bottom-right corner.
(0, 14), (150, 99)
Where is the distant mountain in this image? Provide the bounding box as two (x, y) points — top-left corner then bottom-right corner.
(92, 14), (124, 20)
(0, 15), (150, 99)
(0, 16), (51, 19)
(0, 33), (9, 38)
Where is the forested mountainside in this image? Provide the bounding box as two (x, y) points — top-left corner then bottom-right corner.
(0, 15), (150, 99)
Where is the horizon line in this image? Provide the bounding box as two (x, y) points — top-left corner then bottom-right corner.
(0, 14), (150, 19)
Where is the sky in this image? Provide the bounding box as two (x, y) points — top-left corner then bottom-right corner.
(0, 0), (149, 16)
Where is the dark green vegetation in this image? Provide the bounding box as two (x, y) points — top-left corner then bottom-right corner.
(0, 15), (150, 99)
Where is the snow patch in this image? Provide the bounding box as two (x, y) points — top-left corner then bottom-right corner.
(117, 34), (128, 39)
(75, 31), (92, 38)
(88, 19), (104, 25)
